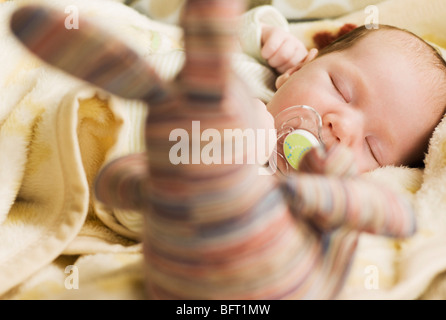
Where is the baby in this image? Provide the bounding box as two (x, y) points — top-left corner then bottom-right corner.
(257, 23), (446, 174)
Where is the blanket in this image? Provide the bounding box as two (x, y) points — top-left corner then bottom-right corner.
(1, 0), (446, 300)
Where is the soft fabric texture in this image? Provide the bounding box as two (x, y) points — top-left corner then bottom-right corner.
(124, 0), (387, 24)
(256, 0), (387, 20)
(1, 0), (446, 299)
(288, 0), (446, 57)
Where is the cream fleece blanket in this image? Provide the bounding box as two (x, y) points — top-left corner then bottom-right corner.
(1, 0), (446, 300)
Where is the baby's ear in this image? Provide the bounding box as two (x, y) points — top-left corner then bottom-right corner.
(275, 48), (318, 89)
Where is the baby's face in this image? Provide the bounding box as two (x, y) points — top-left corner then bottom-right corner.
(268, 32), (442, 173)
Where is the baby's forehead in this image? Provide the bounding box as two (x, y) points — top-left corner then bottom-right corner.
(352, 28), (433, 63)
(337, 28), (446, 90)
(351, 28), (445, 140)
(317, 26), (431, 68)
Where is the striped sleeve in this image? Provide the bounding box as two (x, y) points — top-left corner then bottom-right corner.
(281, 173), (417, 238)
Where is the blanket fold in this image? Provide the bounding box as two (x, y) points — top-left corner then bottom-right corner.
(0, 80), (91, 295)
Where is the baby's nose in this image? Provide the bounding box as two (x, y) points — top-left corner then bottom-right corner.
(321, 123), (339, 150)
(323, 112), (363, 149)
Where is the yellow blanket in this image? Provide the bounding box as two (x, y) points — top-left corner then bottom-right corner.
(2, 0), (446, 300)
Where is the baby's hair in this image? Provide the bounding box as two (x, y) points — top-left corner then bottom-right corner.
(318, 25), (446, 74)
(317, 24), (446, 168)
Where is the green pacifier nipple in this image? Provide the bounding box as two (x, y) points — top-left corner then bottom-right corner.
(283, 129), (321, 170)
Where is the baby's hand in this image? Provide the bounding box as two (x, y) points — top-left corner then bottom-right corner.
(261, 24), (308, 74)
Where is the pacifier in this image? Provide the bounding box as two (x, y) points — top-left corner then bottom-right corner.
(270, 105), (325, 175)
